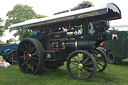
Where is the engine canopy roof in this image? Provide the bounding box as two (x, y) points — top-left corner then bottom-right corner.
(10, 3), (121, 31)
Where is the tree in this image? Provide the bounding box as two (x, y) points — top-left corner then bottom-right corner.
(4, 4), (46, 40)
(13, 29), (33, 40)
(73, 1), (94, 9)
(0, 17), (4, 37)
(35, 14), (47, 19)
(6, 38), (17, 44)
(4, 4), (36, 29)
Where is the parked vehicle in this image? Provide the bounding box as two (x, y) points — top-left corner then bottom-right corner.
(0, 44), (17, 64)
(104, 30), (128, 64)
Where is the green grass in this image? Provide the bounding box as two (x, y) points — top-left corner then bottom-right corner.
(0, 59), (128, 85)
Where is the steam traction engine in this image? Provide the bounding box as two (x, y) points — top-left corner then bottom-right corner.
(9, 3), (121, 81)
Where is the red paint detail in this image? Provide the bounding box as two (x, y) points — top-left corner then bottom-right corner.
(56, 45), (59, 51)
(54, 35), (60, 38)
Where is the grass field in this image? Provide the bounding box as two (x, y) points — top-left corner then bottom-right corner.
(0, 59), (128, 85)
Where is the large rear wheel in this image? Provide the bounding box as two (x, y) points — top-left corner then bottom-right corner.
(17, 38), (44, 74)
(67, 50), (97, 81)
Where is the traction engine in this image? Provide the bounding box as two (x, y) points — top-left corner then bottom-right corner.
(9, 3), (121, 81)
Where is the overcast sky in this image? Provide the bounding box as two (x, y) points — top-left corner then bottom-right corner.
(0, 0), (127, 42)
(0, 0), (127, 25)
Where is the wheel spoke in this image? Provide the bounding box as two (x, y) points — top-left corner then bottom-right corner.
(97, 66), (101, 70)
(23, 42), (29, 53)
(34, 60), (38, 66)
(83, 57), (89, 64)
(30, 47), (36, 53)
(32, 64), (34, 71)
(31, 59), (37, 66)
(28, 42), (32, 53)
(27, 60), (35, 71)
(32, 52), (38, 56)
(81, 70), (85, 78)
(26, 61), (31, 70)
(84, 67), (92, 71)
(77, 53), (81, 63)
(73, 57), (79, 63)
(31, 61), (34, 71)
(22, 60), (29, 66)
(23, 42), (28, 49)
(70, 62), (78, 65)
(20, 49), (26, 53)
(98, 63), (104, 66)
(27, 65), (32, 71)
(19, 54), (26, 60)
(26, 66), (29, 71)
(85, 62), (92, 65)
(31, 57), (38, 60)
(71, 61), (78, 63)
(71, 66), (78, 69)
(74, 68), (79, 74)
(78, 70), (82, 78)
(84, 69), (90, 76)
(82, 54), (84, 62)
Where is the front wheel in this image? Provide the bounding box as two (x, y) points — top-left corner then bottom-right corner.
(67, 50), (97, 81)
(17, 38), (44, 74)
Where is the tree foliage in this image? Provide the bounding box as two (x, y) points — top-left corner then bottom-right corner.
(35, 14), (47, 19)
(13, 29), (33, 40)
(0, 17), (4, 37)
(4, 4), (36, 29)
(4, 4), (46, 40)
(74, 1), (94, 9)
(6, 38), (17, 44)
